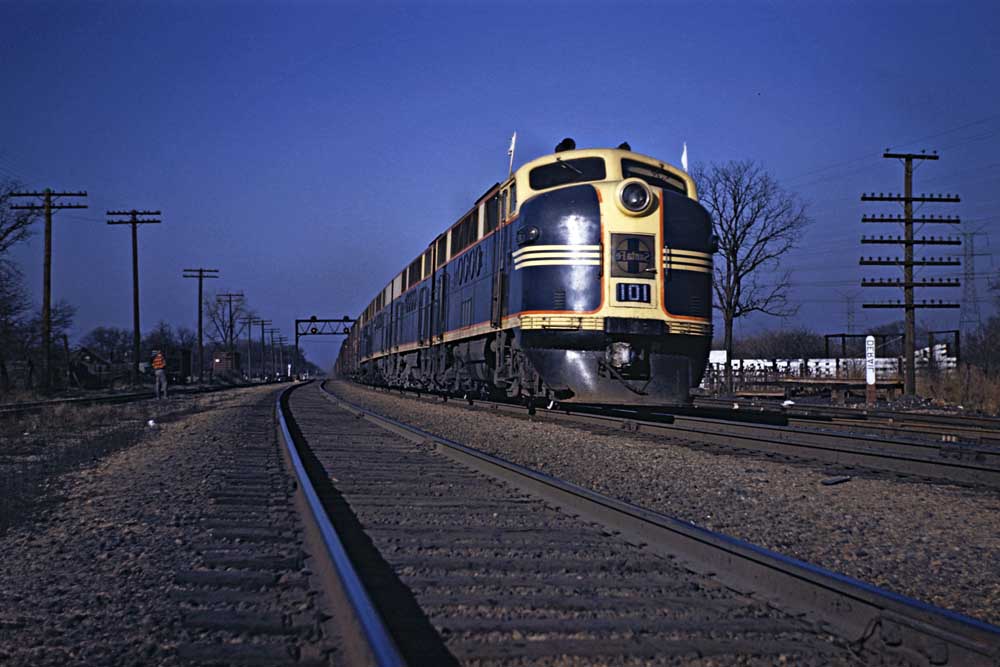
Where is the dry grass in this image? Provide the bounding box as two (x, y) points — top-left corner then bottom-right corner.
(46, 402), (145, 431)
(919, 365), (1000, 416)
(0, 388), (43, 405)
(1, 402), (152, 441)
(0, 391), (240, 533)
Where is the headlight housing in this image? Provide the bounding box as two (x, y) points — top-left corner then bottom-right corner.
(615, 178), (655, 216)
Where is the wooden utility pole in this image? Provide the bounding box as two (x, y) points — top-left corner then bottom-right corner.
(216, 292), (244, 366)
(9, 189), (88, 392)
(241, 316), (260, 379)
(277, 335), (289, 378)
(182, 268), (219, 382)
(860, 151), (960, 395)
(267, 328), (281, 378)
(107, 209), (161, 386)
(257, 319), (272, 378)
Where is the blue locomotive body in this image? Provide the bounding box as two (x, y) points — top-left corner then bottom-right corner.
(336, 146), (715, 406)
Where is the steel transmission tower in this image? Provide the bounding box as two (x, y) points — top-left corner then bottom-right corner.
(959, 230), (988, 334)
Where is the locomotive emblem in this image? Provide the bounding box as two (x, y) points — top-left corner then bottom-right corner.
(611, 234), (654, 276)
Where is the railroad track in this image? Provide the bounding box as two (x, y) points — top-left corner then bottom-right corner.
(350, 385), (1000, 489)
(594, 404), (1000, 489)
(170, 386), (339, 665)
(273, 381), (1000, 665)
(0, 382), (266, 418)
(697, 395), (1000, 446)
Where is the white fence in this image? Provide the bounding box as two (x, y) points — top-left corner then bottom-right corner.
(703, 344), (956, 391)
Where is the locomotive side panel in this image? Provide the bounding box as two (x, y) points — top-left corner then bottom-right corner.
(661, 190), (714, 320)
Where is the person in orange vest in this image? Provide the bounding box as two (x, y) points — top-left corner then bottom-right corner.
(152, 350), (168, 399)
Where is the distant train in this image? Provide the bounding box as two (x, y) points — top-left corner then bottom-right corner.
(335, 140), (716, 405)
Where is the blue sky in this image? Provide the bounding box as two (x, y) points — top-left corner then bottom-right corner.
(2, 0), (998, 368)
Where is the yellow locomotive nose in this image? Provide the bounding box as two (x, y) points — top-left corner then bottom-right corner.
(600, 179), (662, 317)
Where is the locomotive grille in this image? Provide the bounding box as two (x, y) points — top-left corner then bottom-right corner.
(553, 289), (566, 310)
(460, 298), (473, 327)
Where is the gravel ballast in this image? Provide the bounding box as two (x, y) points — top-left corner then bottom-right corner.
(329, 381), (1000, 626)
(0, 385), (333, 666)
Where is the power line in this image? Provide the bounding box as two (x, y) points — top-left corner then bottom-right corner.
(782, 113), (1000, 187)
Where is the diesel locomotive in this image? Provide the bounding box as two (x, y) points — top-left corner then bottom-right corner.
(335, 141), (716, 405)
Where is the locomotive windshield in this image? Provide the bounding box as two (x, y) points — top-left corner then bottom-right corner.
(621, 159), (687, 194)
(529, 157), (606, 190)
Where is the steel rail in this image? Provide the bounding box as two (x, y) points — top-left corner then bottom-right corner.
(603, 407), (1000, 489)
(360, 385), (1000, 488)
(0, 383), (245, 418)
(790, 415), (1000, 447)
(275, 383), (404, 667)
(697, 395), (1000, 443)
(319, 382), (1000, 665)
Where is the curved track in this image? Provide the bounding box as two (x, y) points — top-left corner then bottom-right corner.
(274, 381), (1000, 665)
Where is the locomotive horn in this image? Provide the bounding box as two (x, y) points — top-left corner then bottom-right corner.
(555, 137), (576, 152)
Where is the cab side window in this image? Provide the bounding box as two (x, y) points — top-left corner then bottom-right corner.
(484, 194), (499, 234)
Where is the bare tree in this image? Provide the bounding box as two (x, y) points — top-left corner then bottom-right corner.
(0, 261), (30, 392)
(143, 320), (177, 356)
(204, 292), (250, 347)
(693, 160), (810, 390)
(1, 180), (39, 392)
(15, 300), (76, 389)
(0, 179), (40, 256)
(176, 326), (197, 352)
(81, 326), (132, 363)
(734, 327), (826, 360)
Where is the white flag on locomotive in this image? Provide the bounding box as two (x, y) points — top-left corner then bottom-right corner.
(508, 131), (517, 175)
(681, 142), (689, 172)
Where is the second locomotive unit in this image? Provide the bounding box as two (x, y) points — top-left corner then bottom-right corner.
(336, 140), (716, 405)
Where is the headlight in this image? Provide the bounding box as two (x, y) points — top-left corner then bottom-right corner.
(615, 178), (655, 216)
(606, 342), (633, 369)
